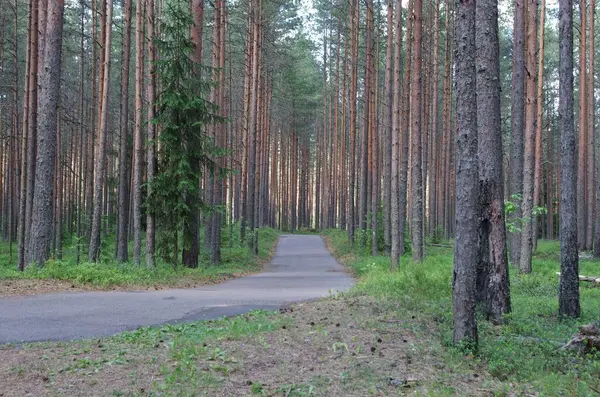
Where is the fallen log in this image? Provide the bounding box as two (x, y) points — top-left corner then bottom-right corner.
(561, 324), (600, 353)
(555, 272), (600, 284)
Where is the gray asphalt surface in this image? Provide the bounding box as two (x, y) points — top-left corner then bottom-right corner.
(0, 235), (354, 344)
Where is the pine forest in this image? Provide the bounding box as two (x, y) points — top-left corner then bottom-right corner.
(1, 0), (600, 394)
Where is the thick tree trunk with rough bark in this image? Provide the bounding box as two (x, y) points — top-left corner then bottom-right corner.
(453, 0), (478, 345)
(475, 0), (511, 323)
(558, 0), (580, 318)
(28, 0), (64, 267)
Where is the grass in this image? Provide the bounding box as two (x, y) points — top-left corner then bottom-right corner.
(323, 229), (600, 396)
(3, 230), (600, 396)
(1, 309), (292, 396)
(0, 227), (280, 292)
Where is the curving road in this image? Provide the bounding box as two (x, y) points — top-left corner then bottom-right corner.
(0, 235), (354, 344)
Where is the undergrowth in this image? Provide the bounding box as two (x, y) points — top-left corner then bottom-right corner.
(0, 227), (279, 289)
(323, 229), (600, 396)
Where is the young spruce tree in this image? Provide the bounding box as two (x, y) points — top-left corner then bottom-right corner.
(147, 0), (222, 268)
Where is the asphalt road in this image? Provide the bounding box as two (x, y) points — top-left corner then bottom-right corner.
(0, 235), (354, 344)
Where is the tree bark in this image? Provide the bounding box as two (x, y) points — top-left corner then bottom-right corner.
(17, 0), (33, 270)
(509, 0), (526, 266)
(399, 0), (413, 256)
(89, 0), (113, 263)
(428, 0), (440, 236)
(390, 0), (403, 269)
(411, 0), (424, 261)
(453, 0), (478, 346)
(145, 0), (156, 267)
(532, 0), (545, 252)
(28, 0), (64, 266)
(116, 0), (133, 263)
(519, 0), (537, 274)
(586, 0), (594, 251)
(182, 0), (204, 268)
(558, 0), (580, 318)
(577, 0), (587, 250)
(132, 0), (145, 265)
(475, 0), (511, 322)
(348, 0), (359, 245)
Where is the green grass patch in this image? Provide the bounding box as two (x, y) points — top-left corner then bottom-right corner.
(323, 229), (600, 396)
(0, 227), (279, 289)
(115, 309), (290, 395)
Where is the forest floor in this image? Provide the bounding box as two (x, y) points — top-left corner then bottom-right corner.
(1, 231), (600, 396)
(0, 228), (280, 297)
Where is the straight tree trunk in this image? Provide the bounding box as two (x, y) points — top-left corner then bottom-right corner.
(367, 0), (378, 255)
(182, 0), (204, 268)
(453, 0), (478, 345)
(428, 0), (440, 236)
(23, 0), (39, 266)
(28, 0), (65, 266)
(519, 0), (538, 274)
(17, 0), (33, 270)
(348, 0), (359, 245)
(440, 0), (453, 239)
(210, 0), (226, 264)
(89, 0), (114, 263)
(145, 0), (156, 267)
(475, 0), (511, 322)
(586, 0), (594, 250)
(132, 0), (145, 265)
(399, 0), (413, 256)
(595, 0), (600, 257)
(75, 0), (85, 265)
(247, 0), (261, 254)
(116, 0), (132, 263)
(411, 0), (424, 261)
(547, 114), (554, 240)
(577, 0), (587, 250)
(509, 0), (526, 266)
(532, 0), (545, 252)
(558, 0), (580, 318)
(390, 0), (402, 269)
(359, 0), (372, 245)
(55, 114), (63, 259)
